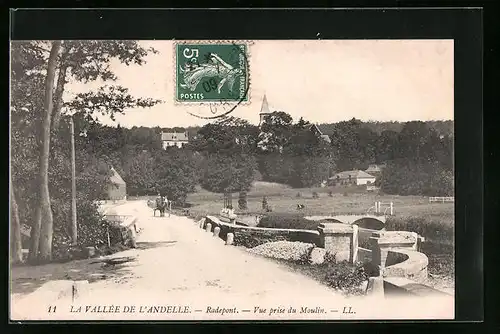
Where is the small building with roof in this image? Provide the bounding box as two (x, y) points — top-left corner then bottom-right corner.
(161, 131), (189, 149)
(329, 170), (377, 186)
(107, 166), (127, 200)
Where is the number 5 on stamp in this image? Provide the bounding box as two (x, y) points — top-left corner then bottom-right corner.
(175, 42), (249, 103)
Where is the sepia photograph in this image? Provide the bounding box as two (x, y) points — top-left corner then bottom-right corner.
(10, 38), (455, 320)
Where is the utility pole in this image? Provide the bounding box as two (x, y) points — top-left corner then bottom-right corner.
(70, 115), (77, 245)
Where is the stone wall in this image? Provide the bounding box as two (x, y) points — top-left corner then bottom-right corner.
(204, 216), (320, 248)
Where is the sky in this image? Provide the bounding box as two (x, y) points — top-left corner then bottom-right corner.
(65, 39), (454, 128)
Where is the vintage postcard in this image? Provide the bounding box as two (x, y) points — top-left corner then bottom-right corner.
(10, 39), (455, 321)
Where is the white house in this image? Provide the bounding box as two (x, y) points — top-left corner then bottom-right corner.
(330, 170), (377, 186)
(161, 131), (189, 149)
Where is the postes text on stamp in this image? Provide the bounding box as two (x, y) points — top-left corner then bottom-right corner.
(175, 42), (249, 103)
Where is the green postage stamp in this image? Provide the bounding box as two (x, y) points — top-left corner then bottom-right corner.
(175, 42), (249, 103)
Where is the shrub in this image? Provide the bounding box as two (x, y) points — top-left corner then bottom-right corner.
(262, 196), (268, 210)
(385, 216), (454, 243)
(238, 191), (248, 210)
(257, 213), (321, 230)
(312, 191), (319, 199)
(323, 261), (369, 296)
(324, 252), (336, 264)
(297, 246), (314, 265)
(233, 231), (287, 248)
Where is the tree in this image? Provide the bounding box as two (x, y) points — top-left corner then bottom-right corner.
(10, 183), (23, 264)
(193, 117), (258, 197)
(30, 41), (60, 262)
(152, 149), (198, 205)
(258, 111), (294, 153)
(123, 151), (156, 196)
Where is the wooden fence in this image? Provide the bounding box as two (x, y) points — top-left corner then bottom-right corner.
(429, 196), (454, 203)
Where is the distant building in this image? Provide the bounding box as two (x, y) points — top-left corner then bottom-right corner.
(329, 170), (377, 186)
(107, 167), (127, 200)
(258, 94), (273, 127)
(161, 131), (189, 149)
(305, 123), (332, 144)
(365, 164), (385, 174)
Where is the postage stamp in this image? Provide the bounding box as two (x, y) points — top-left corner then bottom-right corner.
(175, 41), (250, 104)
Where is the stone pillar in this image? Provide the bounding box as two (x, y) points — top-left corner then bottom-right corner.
(205, 223), (212, 233)
(317, 223), (354, 262)
(226, 233), (234, 245)
(370, 231), (419, 268)
(351, 224), (359, 263)
(213, 226), (221, 238)
(366, 276), (385, 298)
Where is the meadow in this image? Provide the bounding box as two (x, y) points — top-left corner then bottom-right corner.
(183, 181), (455, 228)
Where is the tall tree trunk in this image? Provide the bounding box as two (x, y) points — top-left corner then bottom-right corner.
(10, 182), (23, 264)
(51, 43), (69, 133)
(29, 41), (61, 263)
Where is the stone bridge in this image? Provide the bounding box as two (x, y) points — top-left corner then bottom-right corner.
(304, 215), (386, 230)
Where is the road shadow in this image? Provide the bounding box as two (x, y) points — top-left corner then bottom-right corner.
(10, 255), (138, 296)
(135, 241), (177, 250)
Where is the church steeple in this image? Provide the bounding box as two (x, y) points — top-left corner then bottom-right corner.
(259, 94), (272, 126)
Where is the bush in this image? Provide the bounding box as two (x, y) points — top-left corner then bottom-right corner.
(323, 261), (369, 296)
(312, 191), (319, 199)
(257, 213), (322, 230)
(233, 231), (287, 248)
(385, 216), (454, 243)
(238, 191), (248, 210)
(262, 196), (268, 210)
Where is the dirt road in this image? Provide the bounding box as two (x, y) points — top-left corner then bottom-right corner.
(10, 200), (454, 321)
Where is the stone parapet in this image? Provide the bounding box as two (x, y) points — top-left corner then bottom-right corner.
(383, 249), (429, 284)
(369, 231), (424, 268)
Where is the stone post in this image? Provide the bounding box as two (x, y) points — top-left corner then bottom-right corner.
(213, 226), (221, 238)
(205, 223), (212, 233)
(366, 275), (385, 298)
(351, 224), (359, 264)
(370, 231), (419, 268)
(317, 223), (354, 262)
(226, 233), (234, 245)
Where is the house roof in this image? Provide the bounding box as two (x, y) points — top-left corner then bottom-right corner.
(316, 124), (334, 136)
(366, 164), (382, 172)
(110, 167), (126, 185)
(320, 134), (331, 143)
(330, 170), (376, 180)
(161, 132), (189, 141)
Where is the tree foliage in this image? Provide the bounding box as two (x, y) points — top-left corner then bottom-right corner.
(10, 40), (162, 263)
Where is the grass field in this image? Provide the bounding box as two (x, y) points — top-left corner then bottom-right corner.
(183, 181), (454, 226)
